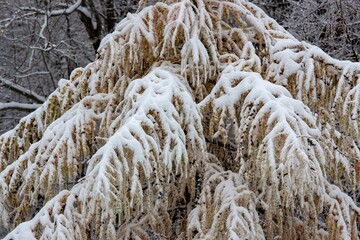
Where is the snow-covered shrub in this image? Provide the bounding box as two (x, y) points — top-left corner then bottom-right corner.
(1, 0), (359, 239)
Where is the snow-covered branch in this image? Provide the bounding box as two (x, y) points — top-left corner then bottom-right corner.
(19, 0), (83, 17)
(188, 164), (265, 239)
(1, 67), (206, 239)
(200, 62), (359, 238)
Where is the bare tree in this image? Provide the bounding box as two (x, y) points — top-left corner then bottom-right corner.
(0, 0), (142, 133)
(253, 0), (360, 61)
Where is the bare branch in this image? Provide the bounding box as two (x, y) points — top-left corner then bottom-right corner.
(19, 0), (83, 17)
(0, 102), (41, 111)
(0, 76), (46, 103)
(48, 0), (83, 16)
(14, 71), (50, 78)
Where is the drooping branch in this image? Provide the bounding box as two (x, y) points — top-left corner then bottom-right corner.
(2, 67), (206, 239)
(200, 63), (360, 239)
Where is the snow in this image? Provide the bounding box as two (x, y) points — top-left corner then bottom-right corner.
(198, 58), (358, 237)
(188, 166), (265, 239)
(1, 67), (206, 238)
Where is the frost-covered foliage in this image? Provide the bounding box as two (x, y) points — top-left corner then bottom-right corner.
(0, 0), (359, 239)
